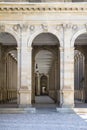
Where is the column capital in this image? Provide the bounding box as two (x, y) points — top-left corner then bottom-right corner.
(17, 47), (21, 51)
(59, 47), (64, 52)
(64, 47), (75, 51)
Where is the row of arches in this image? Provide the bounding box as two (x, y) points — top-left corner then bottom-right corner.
(0, 29), (87, 108)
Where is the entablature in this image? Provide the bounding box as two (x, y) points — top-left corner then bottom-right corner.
(0, 3), (87, 12)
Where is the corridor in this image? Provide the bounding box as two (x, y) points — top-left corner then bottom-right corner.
(33, 96), (57, 109)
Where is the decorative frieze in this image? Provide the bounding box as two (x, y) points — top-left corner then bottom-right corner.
(13, 24), (28, 32)
(41, 24), (48, 32)
(56, 25), (62, 31)
(72, 24), (78, 31)
(29, 25), (35, 31)
(0, 3), (87, 12)
(13, 24), (20, 32)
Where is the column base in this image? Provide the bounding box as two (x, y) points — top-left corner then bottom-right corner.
(61, 104), (75, 108)
(18, 104), (32, 108)
(60, 89), (74, 108)
(56, 108), (74, 113)
(18, 89), (32, 107)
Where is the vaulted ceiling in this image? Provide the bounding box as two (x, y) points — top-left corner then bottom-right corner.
(0, 32), (17, 45)
(35, 50), (53, 74)
(75, 33), (87, 45)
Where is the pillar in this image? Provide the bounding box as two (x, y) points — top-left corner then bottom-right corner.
(60, 47), (64, 107)
(63, 47), (74, 107)
(54, 60), (58, 103)
(18, 46), (32, 107)
(37, 74), (40, 95)
(32, 50), (35, 103)
(84, 57), (87, 102)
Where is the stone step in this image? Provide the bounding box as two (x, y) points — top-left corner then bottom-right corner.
(0, 107), (36, 114)
(56, 108), (87, 114)
(74, 108), (87, 114)
(0, 107), (87, 114)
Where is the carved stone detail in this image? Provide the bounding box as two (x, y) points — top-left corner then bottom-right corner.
(22, 24), (28, 32)
(13, 24), (20, 32)
(63, 24), (72, 29)
(72, 24), (78, 31)
(0, 4), (86, 12)
(41, 24), (48, 31)
(56, 25), (62, 31)
(29, 25), (35, 31)
(13, 24), (28, 32)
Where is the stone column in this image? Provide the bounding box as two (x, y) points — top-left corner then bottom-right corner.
(59, 47), (64, 107)
(17, 47), (21, 105)
(18, 46), (32, 107)
(1, 50), (7, 103)
(84, 57), (87, 102)
(63, 47), (74, 107)
(32, 50), (35, 103)
(54, 60), (58, 103)
(47, 75), (49, 94)
(37, 74), (40, 96)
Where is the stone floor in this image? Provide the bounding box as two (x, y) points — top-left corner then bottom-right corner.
(0, 96), (87, 129)
(33, 96), (57, 109)
(0, 112), (87, 130)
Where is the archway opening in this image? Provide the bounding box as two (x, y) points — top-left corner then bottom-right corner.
(74, 33), (87, 108)
(32, 33), (60, 108)
(0, 32), (18, 108)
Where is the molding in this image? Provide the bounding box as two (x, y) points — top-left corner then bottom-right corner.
(13, 24), (28, 32)
(29, 25), (35, 31)
(0, 3), (87, 12)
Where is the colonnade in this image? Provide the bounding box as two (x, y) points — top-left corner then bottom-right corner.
(49, 60), (59, 103)
(74, 50), (85, 102)
(0, 48), (17, 104)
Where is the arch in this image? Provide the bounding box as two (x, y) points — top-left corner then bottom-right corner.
(71, 28), (87, 47)
(3, 28), (20, 46)
(28, 30), (63, 47)
(40, 75), (48, 95)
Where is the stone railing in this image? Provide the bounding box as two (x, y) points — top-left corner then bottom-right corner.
(74, 90), (84, 101)
(0, 89), (17, 104)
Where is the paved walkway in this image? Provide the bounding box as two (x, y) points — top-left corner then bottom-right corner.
(33, 96), (57, 109)
(0, 96), (87, 129)
(0, 112), (87, 130)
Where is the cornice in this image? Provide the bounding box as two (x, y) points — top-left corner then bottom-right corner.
(0, 3), (87, 12)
